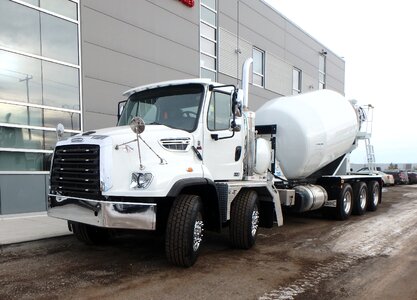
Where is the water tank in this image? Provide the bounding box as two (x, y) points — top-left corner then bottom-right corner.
(255, 90), (359, 179)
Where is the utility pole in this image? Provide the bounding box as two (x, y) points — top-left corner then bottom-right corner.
(19, 74), (33, 139)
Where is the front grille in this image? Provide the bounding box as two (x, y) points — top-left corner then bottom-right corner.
(50, 144), (101, 199)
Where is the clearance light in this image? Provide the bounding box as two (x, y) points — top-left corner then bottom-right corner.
(187, 167), (193, 172)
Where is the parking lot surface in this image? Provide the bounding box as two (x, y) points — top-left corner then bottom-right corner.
(1, 185), (417, 300)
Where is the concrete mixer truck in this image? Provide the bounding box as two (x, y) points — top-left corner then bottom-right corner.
(48, 58), (382, 267)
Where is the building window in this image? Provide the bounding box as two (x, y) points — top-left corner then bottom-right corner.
(200, 0), (217, 82)
(0, 0), (80, 172)
(292, 68), (302, 95)
(253, 47), (265, 87)
(319, 53), (326, 89)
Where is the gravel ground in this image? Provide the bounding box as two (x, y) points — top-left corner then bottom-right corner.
(1, 185), (417, 300)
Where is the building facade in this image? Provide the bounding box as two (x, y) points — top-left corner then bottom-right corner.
(0, 0), (345, 215)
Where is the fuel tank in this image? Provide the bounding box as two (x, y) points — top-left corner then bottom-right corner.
(255, 90), (359, 179)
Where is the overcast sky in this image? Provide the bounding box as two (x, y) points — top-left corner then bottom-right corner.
(263, 0), (417, 164)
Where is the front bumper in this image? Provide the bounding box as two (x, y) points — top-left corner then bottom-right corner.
(48, 194), (156, 230)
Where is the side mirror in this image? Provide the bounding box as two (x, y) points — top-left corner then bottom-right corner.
(56, 123), (65, 141)
(117, 100), (127, 121)
(230, 90), (241, 129)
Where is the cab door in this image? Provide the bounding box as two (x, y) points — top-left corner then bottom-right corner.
(202, 89), (243, 181)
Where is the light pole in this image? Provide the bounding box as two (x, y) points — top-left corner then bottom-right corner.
(19, 74), (33, 139)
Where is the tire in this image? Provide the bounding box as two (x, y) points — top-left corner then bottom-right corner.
(335, 183), (353, 220)
(229, 190), (259, 249)
(165, 194), (204, 267)
(352, 182), (368, 215)
(69, 221), (110, 245)
(367, 181), (381, 211)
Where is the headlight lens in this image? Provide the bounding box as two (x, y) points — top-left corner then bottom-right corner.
(130, 172), (153, 189)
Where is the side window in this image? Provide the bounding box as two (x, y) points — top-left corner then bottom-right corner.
(207, 92), (231, 131)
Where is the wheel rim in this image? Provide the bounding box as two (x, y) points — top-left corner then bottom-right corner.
(343, 191), (352, 214)
(193, 213), (204, 252)
(359, 188), (367, 209)
(251, 205), (259, 237)
(372, 186), (379, 206)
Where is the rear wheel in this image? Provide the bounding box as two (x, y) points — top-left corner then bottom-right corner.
(352, 182), (368, 215)
(229, 190), (259, 249)
(165, 194), (204, 267)
(335, 183), (353, 220)
(367, 181), (380, 211)
(69, 221), (110, 245)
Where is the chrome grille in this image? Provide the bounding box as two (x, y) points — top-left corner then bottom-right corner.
(50, 144), (101, 198)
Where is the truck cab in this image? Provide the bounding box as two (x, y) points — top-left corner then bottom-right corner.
(48, 67), (279, 267)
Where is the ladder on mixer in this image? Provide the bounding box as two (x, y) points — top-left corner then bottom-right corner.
(365, 138), (376, 171)
(356, 104), (377, 171)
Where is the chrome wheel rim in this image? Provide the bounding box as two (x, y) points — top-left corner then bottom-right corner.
(343, 191), (352, 214)
(251, 205), (259, 237)
(359, 188), (367, 209)
(193, 213), (204, 252)
(373, 186), (379, 206)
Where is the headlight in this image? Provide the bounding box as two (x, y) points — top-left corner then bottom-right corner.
(130, 172), (153, 189)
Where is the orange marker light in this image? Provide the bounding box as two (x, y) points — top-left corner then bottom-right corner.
(186, 167), (193, 172)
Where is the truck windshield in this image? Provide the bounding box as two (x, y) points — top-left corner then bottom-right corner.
(118, 84), (205, 132)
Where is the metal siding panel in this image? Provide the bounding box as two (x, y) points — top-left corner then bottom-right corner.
(286, 34), (318, 70)
(326, 76), (345, 95)
(237, 38), (252, 81)
(82, 42), (197, 90)
(0, 175), (47, 214)
(302, 73), (318, 92)
(82, 77), (131, 117)
(81, 0), (199, 50)
(265, 53), (292, 96)
(218, 12), (238, 35)
(81, 7), (199, 79)
(284, 51), (317, 79)
(83, 110), (117, 131)
(219, 28), (238, 78)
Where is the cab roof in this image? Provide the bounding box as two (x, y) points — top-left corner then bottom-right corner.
(123, 78), (215, 97)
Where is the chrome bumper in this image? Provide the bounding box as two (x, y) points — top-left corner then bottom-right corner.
(48, 194), (156, 230)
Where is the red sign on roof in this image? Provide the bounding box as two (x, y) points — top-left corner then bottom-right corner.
(179, 0), (194, 7)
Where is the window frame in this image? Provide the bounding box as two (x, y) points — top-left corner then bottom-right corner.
(0, 0), (82, 172)
(292, 67), (302, 95)
(252, 47), (265, 88)
(200, 1), (218, 81)
(319, 53), (326, 90)
(207, 90), (233, 132)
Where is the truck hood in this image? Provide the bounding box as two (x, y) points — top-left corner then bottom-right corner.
(55, 125), (202, 197)
(83, 125), (193, 143)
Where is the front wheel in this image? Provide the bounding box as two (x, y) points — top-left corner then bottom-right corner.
(165, 194), (204, 267)
(335, 183), (353, 220)
(367, 181), (381, 211)
(69, 221), (110, 245)
(229, 190), (259, 249)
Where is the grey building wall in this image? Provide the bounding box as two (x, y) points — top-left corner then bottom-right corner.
(80, 0), (201, 130)
(0, 0), (345, 215)
(217, 0), (345, 110)
(0, 175), (48, 214)
(80, 0), (345, 130)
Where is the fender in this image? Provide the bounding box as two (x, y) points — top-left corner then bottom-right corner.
(167, 178), (222, 231)
(167, 177), (215, 197)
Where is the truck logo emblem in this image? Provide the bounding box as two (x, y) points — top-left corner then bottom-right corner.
(71, 138), (84, 143)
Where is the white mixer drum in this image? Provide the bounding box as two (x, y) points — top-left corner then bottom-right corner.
(255, 90), (359, 179)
